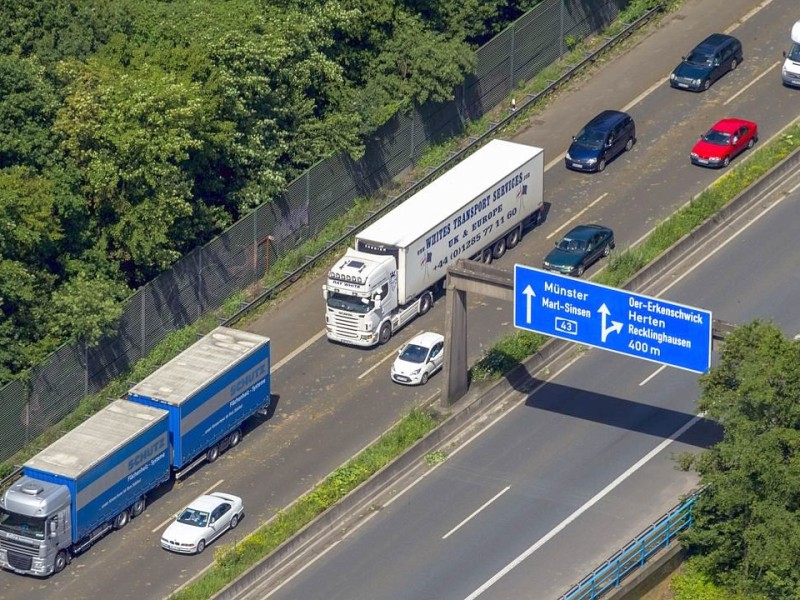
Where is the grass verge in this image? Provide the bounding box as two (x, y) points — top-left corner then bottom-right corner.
(169, 408), (440, 600)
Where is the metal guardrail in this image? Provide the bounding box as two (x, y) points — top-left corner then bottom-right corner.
(559, 493), (698, 600)
(222, 4), (664, 326)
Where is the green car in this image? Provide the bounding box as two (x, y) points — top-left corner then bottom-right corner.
(543, 224), (615, 277)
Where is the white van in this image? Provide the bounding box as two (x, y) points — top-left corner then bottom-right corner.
(782, 20), (800, 87)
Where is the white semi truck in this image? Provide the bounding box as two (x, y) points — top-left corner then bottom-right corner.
(323, 139), (544, 347)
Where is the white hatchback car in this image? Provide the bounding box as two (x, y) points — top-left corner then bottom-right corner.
(161, 492), (243, 554)
(390, 331), (445, 385)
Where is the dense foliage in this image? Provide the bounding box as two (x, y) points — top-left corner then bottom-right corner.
(683, 321), (800, 600)
(0, 0), (541, 383)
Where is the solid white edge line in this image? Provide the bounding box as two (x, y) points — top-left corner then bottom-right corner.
(723, 61), (781, 106)
(639, 364), (667, 386)
(272, 329), (327, 373)
(152, 479), (225, 533)
(442, 486), (511, 540)
(547, 193), (608, 239)
(463, 413), (705, 600)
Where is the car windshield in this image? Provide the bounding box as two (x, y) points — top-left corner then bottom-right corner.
(326, 291), (373, 313)
(686, 50), (713, 66)
(177, 508), (209, 528)
(788, 43), (800, 62)
(0, 509), (46, 539)
(573, 128), (605, 150)
(556, 237), (586, 253)
(703, 129), (731, 145)
(398, 344), (429, 364)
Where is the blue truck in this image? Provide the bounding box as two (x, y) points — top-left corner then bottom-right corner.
(0, 327), (270, 576)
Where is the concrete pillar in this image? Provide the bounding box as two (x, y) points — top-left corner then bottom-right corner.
(443, 280), (469, 405)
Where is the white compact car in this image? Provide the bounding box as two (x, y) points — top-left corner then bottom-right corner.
(161, 492), (244, 554)
(390, 331), (445, 385)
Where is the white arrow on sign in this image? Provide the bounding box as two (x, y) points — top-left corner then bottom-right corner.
(598, 303), (622, 343)
(523, 285), (536, 324)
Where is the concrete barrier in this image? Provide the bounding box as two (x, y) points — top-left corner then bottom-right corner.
(211, 141), (800, 600)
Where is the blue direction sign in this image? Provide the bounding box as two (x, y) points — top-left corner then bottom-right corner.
(513, 265), (712, 373)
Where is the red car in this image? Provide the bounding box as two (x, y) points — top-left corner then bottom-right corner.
(690, 118), (758, 168)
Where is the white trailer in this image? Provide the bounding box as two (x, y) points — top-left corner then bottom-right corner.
(323, 139), (545, 347)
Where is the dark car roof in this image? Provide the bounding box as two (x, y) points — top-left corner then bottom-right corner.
(695, 33), (739, 52)
(584, 110), (630, 130)
(564, 224), (611, 241)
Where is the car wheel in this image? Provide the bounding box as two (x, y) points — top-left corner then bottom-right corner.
(230, 514), (239, 530)
(625, 137), (634, 152)
(703, 79), (710, 91)
(54, 550), (69, 574)
(603, 243), (611, 257)
(419, 292), (433, 315)
(196, 539), (206, 554)
(492, 238), (507, 260)
(505, 227), (521, 249)
(596, 159), (606, 172)
(206, 444), (220, 463)
(379, 322), (392, 345)
(420, 371), (429, 385)
(723, 156), (730, 167)
(747, 137), (755, 149)
(131, 497), (146, 518)
(113, 509), (130, 530)
(730, 58), (737, 71)
(576, 264), (585, 277)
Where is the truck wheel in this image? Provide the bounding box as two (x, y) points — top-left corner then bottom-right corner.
(113, 509), (130, 530)
(131, 497), (146, 518)
(505, 228), (521, 249)
(379, 323), (392, 345)
(229, 429), (242, 448)
(492, 238), (507, 260)
(480, 248), (492, 264)
(206, 445), (220, 463)
(196, 539), (206, 554)
(54, 550), (68, 574)
(419, 292), (433, 315)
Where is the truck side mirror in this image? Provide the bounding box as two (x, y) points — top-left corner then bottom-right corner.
(322, 284), (328, 300)
(784, 51), (788, 58)
(49, 521), (57, 537)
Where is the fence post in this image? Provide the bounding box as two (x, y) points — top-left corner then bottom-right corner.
(141, 289), (146, 361)
(560, 0), (565, 57)
(84, 339), (89, 397)
(510, 24), (516, 90)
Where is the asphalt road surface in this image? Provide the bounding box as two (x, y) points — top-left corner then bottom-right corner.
(237, 150), (800, 600)
(1, 0), (796, 598)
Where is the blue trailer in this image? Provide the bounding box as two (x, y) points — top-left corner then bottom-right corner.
(127, 326), (270, 476)
(0, 400), (170, 576)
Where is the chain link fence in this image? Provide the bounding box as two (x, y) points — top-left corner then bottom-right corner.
(0, 0), (632, 461)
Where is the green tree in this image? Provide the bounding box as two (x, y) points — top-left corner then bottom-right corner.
(683, 321), (800, 600)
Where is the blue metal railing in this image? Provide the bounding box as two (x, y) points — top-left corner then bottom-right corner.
(559, 493), (698, 600)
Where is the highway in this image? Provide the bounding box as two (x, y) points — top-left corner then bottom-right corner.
(236, 150), (800, 600)
(0, 0), (796, 598)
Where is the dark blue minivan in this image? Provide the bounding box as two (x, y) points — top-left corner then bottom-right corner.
(565, 110), (636, 173)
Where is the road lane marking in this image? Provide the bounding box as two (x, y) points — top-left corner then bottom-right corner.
(546, 193), (608, 239)
(462, 413), (704, 600)
(723, 61), (781, 106)
(724, 0), (774, 34)
(442, 486), (511, 540)
(639, 364), (667, 386)
(655, 176), (798, 296)
(151, 479), (224, 533)
(358, 344), (403, 380)
(621, 75), (670, 113)
(272, 329), (327, 373)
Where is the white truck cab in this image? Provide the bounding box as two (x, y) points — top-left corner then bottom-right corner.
(782, 20), (800, 87)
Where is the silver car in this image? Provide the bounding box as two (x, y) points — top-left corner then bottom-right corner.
(161, 492), (243, 554)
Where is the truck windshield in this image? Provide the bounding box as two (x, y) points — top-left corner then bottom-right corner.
(327, 292), (373, 314)
(0, 509), (46, 540)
